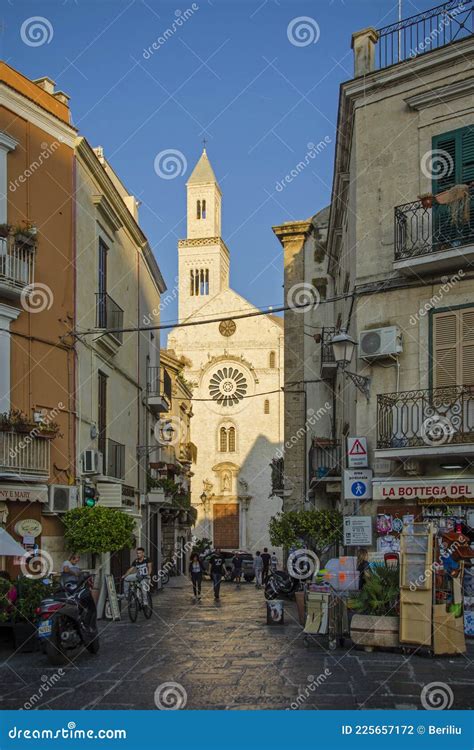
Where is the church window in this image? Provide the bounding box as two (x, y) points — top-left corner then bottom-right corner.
(190, 268), (209, 296)
(264, 399), (270, 414)
(209, 367), (248, 407)
(219, 425), (236, 452)
(269, 351), (276, 368)
(196, 200), (201, 219)
(202, 199), (206, 219)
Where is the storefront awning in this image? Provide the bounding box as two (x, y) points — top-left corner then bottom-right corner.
(0, 484), (49, 503)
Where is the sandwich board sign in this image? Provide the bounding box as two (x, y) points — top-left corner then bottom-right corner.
(347, 436), (368, 468)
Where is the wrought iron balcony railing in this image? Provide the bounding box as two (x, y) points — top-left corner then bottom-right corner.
(321, 326), (336, 364)
(377, 385), (474, 449)
(106, 438), (125, 480)
(309, 439), (342, 479)
(95, 292), (124, 344)
(376, 1), (473, 70)
(394, 190), (474, 261)
(147, 366), (172, 401)
(0, 235), (35, 292)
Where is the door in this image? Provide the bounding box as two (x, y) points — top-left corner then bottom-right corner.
(213, 504), (239, 549)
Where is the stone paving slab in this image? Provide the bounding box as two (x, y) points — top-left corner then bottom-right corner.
(0, 579), (472, 710)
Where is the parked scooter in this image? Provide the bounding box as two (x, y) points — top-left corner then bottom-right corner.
(264, 570), (302, 600)
(37, 571), (99, 665)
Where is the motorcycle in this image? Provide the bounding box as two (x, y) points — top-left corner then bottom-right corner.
(37, 571), (99, 665)
(264, 570), (303, 600)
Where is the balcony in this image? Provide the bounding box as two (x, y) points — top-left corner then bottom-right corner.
(309, 439), (342, 480)
(95, 292), (124, 354)
(376, 385), (474, 459)
(106, 439), (125, 480)
(147, 366), (171, 414)
(320, 327), (337, 379)
(394, 190), (474, 274)
(0, 430), (50, 479)
(0, 235), (35, 299)
(376, 1), (473, 71)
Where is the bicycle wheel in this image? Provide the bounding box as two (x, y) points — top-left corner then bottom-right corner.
(128, 591), (138, 622)
(143, 591), (153, 619)
(161, 570), (169, 585)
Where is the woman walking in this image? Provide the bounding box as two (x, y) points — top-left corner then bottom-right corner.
(189, 553), (204, 603)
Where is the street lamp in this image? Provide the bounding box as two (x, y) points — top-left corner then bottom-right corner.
(330, 328), (371, 400)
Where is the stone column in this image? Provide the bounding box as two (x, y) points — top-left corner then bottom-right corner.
(272, 220), (312, 512)
(351, 27), (379, 77)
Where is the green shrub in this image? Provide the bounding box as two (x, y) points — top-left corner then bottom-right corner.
(349, 566), (399, 617)
(62, 506), (135, 554)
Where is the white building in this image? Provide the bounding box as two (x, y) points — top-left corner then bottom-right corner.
(168, 149), (283, 552)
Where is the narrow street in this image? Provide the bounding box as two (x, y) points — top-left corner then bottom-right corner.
(0, 578), (472, 711)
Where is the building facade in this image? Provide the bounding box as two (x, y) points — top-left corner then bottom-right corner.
(0, 65), (77, 574)
(168, 149), (284, 553)
(279, 4), (474, 548)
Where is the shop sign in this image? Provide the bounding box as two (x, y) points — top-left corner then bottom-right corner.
(14, 518), (42, 538)
(347, 437), (368, 468)
(0, 485), (48, 504)
(373, 479), (474, 502)
(344, 469), (373, 500)
(343, 516), (372, 546)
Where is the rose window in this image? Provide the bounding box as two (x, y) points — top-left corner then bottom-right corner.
(209, 367), (248, 407)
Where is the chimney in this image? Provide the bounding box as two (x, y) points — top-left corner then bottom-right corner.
(54, 91), (70, 106)
(34, 76), (56, 95)
(351, 27), (379, 77)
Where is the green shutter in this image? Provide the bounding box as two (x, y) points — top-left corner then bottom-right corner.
(432, 126), (474, 247)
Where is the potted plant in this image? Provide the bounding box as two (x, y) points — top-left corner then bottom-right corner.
(0, 409), (33, 434)
(349, 566), (400, 650)
(13, 221), (37, 246)
(418, 193), (434, 209)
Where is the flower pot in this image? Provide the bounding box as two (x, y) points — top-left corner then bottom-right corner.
(418, 194), (433, 209)
(350, 614), (399, 649)
(13, 621), (37, 653)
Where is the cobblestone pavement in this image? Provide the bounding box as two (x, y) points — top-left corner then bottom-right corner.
(0, 577), (472, 710)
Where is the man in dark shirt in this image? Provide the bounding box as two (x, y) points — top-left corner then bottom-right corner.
(261, 547), (271, 584)
(209, 548), (225, 600)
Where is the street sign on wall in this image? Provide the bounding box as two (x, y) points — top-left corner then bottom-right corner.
(343, 516), (373, 546)
(347, 437), (368, 467)
(344, 469), (373, 500)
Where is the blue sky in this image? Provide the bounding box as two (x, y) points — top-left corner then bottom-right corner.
(2, 0), (439, 329)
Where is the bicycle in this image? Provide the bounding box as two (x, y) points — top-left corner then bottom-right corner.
(127, 574), (153, 622)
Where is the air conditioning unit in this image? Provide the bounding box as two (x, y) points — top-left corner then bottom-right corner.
(82, 450), (103, 475)
(48, 485), (78, 513)
(359, 326), (403, 361)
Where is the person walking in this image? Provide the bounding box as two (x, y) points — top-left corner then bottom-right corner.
(357, 548), (370, 590)
(261, 547), (271, 584)
(189, 553), (204, 603)
(232, 552), (242, 588)
(209, 548), (225, 601)
(270, 551), (278, 573)
(254, 551), (264, 589)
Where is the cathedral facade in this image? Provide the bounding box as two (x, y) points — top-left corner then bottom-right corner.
(168, 149), (283, 553)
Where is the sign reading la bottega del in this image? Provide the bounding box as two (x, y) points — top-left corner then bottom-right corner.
(373, 479), (474, 503)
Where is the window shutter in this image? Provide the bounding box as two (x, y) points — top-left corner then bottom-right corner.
(433, 311), (458, 387)
(461, 309), (474, 386)
(460, 126), (474, 184)
(432, 132), (457, 193)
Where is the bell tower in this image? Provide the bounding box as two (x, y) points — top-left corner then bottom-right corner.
(178, 149), (229, 322)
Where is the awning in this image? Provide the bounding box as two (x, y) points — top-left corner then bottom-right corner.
(0, 484), (48, 503)
(0, 527), (26, 557)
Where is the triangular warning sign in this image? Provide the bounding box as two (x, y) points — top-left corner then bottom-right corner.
(349, 439), (366, 456)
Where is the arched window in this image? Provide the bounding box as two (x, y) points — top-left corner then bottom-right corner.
(196, 200), (201, 219)
(269, 351), (276, 368)
(218, 425), (236, 452)
(202, 199), (206, 219)
(219, 426), (227, 452)
(190, 268), (209, 296)
(264, 399), (270, 414)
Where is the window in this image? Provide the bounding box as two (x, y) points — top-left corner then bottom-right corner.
(218, 425), (236, 452)
(431, 306), (474, 387)
(98, 371), (107, 460)
(264, 399), (270, 414)
(196, 200), (201, 219)
(432, 126), (474, 245)
(97, 238), (108, 328)
(269, 351), (276, 369)
(190, 268), (209, 296)
(202, 199), (206, 219)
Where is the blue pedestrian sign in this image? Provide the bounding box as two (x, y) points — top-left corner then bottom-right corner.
(344, 469), (373, 500)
